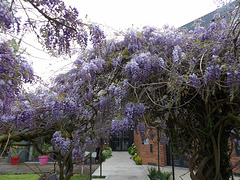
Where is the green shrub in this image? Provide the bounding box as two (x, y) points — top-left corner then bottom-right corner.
(148, 167), (158, 180)
(101, 146), (112, 162)
(128, 144), (142, 165)
(134, 155), (142, 165)
(132, 154), (138, 160)
(128, 144), (137, 155)
(156, 170), (171, 180)
(147, 167), (172, 180)
(104, 146), (112, 152)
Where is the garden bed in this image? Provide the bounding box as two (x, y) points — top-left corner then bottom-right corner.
(0, 159), (99, 175)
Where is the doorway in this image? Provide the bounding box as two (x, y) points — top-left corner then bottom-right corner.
(111, 130), (133, 151)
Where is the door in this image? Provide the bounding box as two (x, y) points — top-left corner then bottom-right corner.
(111, 130), (133, 151)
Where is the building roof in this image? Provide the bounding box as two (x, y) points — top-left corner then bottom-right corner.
(180, 1), (238, 30)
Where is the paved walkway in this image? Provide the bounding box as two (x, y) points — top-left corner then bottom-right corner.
(93, 151), (149, 180)
(92, 152), (240, 180)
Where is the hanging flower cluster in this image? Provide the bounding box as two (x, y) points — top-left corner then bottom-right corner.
(51, 131), (71, 156)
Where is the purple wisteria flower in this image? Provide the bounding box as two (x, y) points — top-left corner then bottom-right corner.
(124, 29), (142, 53)
(0, 1), (20, 32)
(204, 63), (222, 86)
(172, 45), (184, 64)
(108, 83), (126, 109)
(0, 41), (34, 114)
(124, 102), (145, 121)
(189, 73), (201, 89)
(112, 54), (123, 68)
(125, 52), (165, 83)
(51, 131), (71, 155)
(90, 24), (106, 54)
(227, 67), (240, 87)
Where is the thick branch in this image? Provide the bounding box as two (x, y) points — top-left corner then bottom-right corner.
(25, 0), (77, 32)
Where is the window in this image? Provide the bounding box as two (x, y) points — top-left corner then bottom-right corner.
(235, 142), (240, 156)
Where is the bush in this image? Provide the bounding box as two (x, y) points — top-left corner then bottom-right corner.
(104, 146), (112, 153)
(148, 167), (172, 180)
(148, 167), (158, 180)
(134, 155), (142, 165)
(101, 146), (112, 162)
(128, 144), (137, 155)
(132, 154), (138, 160)
(128, 144), (142, 165)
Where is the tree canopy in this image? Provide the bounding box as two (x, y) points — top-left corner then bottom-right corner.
(1, 0), (240, 180)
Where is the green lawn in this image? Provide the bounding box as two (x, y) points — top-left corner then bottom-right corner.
(70, 174), (90, 180)
(0, 174), (90, 180)
(0, 174), (40, 180)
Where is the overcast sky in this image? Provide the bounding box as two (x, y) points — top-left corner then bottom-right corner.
(66, 0), (222, 29)
(25, 0), (228, 85)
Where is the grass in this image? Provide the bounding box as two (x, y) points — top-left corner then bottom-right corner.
(0, 174), (40, 180)
(0, 174), (90, 180)
(70, 174), (90, 180)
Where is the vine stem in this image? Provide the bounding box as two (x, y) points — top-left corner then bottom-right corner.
(0, 133), (11, 157)
(200, 50), (207, 75)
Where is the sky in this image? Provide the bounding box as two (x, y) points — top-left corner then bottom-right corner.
(66, 0), (220, 29)
(24, 0), (228, 86)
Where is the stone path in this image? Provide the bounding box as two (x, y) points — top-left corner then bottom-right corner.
(93, 151), (149, 180)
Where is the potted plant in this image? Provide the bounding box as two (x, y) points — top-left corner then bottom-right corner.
(38, 143), (51, 165)
(38, 155), (49, 165)
(10, 147), (20, 165)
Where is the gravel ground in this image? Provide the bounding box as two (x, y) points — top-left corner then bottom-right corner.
(0, 158), (99, 175)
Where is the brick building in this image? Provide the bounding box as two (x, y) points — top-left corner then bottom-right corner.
(133, 130), (167, 167)
(231, 143), (240, 175)
(133, 129), (240, 173)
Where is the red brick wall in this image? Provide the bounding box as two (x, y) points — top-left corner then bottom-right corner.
(134, 130), (167, 166)
(134, 129), (240, 174)
(231, 142), (240, 174)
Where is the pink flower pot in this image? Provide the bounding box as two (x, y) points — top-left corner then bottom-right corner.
(38, 155), (49, 165)
(11, 157), (20, 165)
